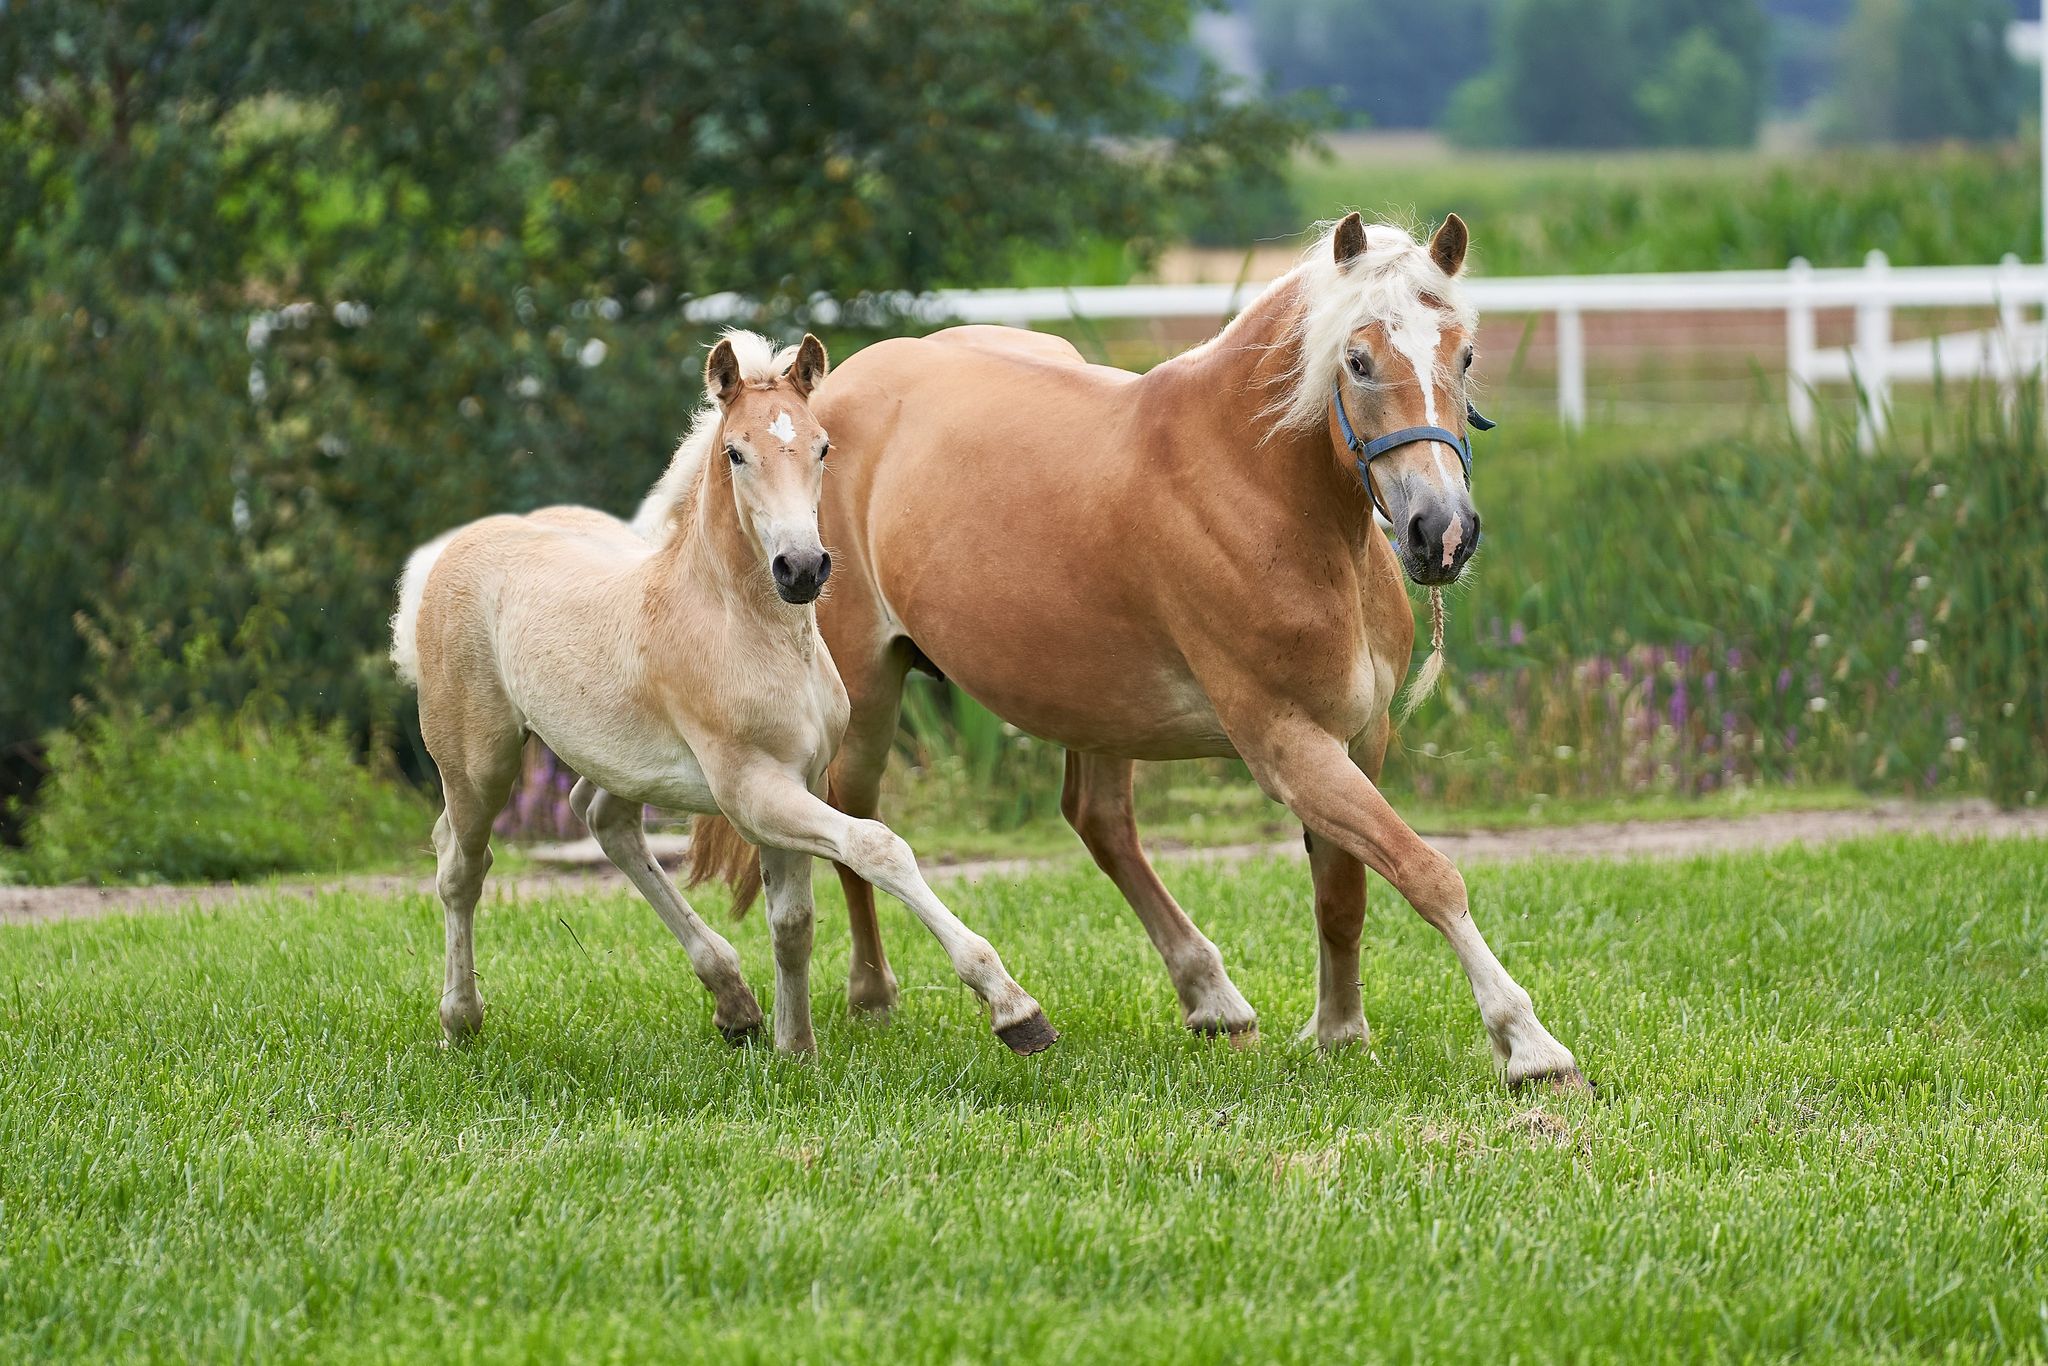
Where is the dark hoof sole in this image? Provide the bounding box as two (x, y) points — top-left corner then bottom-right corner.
(996, 1011), (1059, 1055)
(719, 1022), (765, 1047)
(1511, 1067), (1595, 1097)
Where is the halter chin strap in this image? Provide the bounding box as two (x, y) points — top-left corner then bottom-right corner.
(1332, 382), (1495, 524)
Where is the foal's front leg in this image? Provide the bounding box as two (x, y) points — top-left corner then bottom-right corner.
(576, 781), (764, 1042)
(731, 770), (1057, 1054)
(1245, 723), (1587, 1091)
(759, 845), (818, 1053)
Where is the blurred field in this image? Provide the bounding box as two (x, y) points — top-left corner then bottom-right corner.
(4, 836), (2045, 1361)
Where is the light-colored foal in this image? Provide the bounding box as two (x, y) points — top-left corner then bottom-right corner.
(391, 331), (1056, 1055)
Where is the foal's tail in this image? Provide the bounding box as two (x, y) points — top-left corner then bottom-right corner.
(389, 530), (459, 688)
(687, 814), (763, 917)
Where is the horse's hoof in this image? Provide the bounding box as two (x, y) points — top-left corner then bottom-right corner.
(1510, 1067), (1595, 1097)
(995, 1011), (1059, 1055)
(719, 1020), (765, 1047)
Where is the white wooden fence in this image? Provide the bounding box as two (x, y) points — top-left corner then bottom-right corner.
(694, 254), (2048, 448)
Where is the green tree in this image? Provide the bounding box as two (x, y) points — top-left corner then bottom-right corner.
(1822, 0), (2022, 142)
(1246, 0), (1495, 129)
(0, 3), (1305, 774)
(1443, 0), (1768, 147)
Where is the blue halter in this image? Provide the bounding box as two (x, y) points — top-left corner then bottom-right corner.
(1332, 382), (1495, 523)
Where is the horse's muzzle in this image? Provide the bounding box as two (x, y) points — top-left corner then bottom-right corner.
(1402, 503), (1480, 586)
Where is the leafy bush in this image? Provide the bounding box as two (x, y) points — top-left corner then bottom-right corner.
(8, 710), (427, 885)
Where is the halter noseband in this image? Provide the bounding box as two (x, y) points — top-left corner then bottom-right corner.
(1332, 382), (1495, 524)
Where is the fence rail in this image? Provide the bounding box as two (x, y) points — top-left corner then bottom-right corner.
(693, 253), (2048, 447)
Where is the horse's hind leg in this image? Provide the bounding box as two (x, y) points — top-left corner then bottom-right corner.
(828, 648), (913, 1020)
(580, 786), (764, 1043)
(427, 726), (524, 1045)
(1060, 753), (1257, 1040)
(1298, 723), (1387, 1051)
(739, 772), (1054, 1054)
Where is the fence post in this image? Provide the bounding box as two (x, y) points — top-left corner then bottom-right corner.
(1994, 252), (2024, 417)
(1854, 249), (1891, 451)
(1786, 257), (1816, 436)
(1556, 305), (1586, 430)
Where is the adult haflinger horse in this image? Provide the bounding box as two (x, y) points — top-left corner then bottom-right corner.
(390, 330), (1055, 1056)
(700, 212), (1586, 1091)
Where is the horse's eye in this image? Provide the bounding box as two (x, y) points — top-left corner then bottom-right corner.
(819, 440), (831, 461)
(726, 444), (743, 466)
(1462, 350), (1475, 371)
(1346, 350), (1371, 380)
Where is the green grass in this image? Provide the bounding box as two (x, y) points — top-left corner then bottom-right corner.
(4, 836), (2045, 1361)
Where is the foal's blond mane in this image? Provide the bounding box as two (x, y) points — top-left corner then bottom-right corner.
(631, 329), (803, 545)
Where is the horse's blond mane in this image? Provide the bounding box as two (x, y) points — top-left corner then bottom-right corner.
(1261, 218), (1477, 435)
(631, 329), (802, 544)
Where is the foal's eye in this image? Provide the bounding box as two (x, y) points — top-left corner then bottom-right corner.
(818, 440), (831, 461)
(725, 444), (743, 466)
(1346, 350), (1371, 380)
(1462, 349), (1475, 371)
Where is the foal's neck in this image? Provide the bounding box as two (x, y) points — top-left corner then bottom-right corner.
(653, 453), (814, 643)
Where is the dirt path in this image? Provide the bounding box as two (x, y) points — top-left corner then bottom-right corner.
(5, 799), (2044, 928)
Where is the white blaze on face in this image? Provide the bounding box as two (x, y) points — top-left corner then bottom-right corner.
(1440, 512), (1464, 567)
(1386, 314), (1461, 488)
(767, 410), (796, 444)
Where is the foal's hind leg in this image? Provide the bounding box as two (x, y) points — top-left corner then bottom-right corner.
(427, 729), (524, 1044)
(1060, 753), (1257, 1040)
(579, 785), (764, 1042)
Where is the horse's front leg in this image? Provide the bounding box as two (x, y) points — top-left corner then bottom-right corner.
(1243, 721), (1587, 1091)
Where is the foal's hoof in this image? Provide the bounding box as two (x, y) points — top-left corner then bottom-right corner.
(718, 1020), (765, 1047)
(1510, 1067), (1595, 1098)
(439, 998), (485, 1046)
(1193, 1019), (1261, 1050)
(995, 1011), (1060, 1056)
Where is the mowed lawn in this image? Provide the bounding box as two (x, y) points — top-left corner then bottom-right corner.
(3, 837), (2045, 1362)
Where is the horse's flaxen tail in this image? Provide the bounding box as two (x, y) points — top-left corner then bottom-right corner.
(686, 814), (763, 917)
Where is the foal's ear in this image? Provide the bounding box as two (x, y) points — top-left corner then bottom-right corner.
(786, 333), (829, 397)
(705, 337), (744, 408)
(1332, 211), (1366, 267)
(1430, 212), (1469, 277)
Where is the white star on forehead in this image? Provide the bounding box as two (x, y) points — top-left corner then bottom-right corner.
(767, 411), (795, 443)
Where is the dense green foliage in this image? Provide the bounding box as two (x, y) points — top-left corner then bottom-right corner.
(5, 708), (425, 885)
(1291, 138), (2041, 274)
(0, 1), (1301, 765)
(1444, 0), (1769, 148)
(1821, 0), (2025, 143)
(3, 838), (2044, 1359)
(1245, 0), (1495, 129)
(1392, 389), (2048, 808)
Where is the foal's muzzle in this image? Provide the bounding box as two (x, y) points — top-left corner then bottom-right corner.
(771, 548), (831, 604)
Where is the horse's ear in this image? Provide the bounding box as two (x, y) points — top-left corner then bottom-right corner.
(705, 337), (743, 408)
(786, 333), (829, 397)
(1430, 213), (1469, 277)
(1332, 212), (1366, 267)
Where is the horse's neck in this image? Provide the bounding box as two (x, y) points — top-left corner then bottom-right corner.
(1138, 277), (1374, 542)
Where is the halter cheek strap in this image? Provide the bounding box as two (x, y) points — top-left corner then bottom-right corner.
(1332, 382), (1494, 524)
